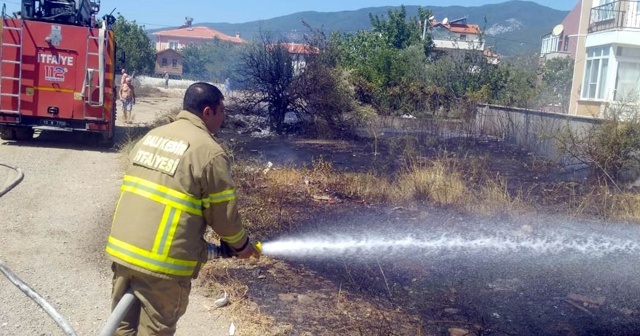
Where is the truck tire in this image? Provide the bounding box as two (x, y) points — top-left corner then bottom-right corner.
(15, 127), (34, 141)
(99, 132), (115, 148)
(99, 105), (117, 148)
(0, 128), (17, 141)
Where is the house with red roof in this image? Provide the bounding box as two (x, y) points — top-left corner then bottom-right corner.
(152, 25), (245, 52)
(151, 21), (245, 77)
(429, 16), (498, 64)
(281, 43), (319, 74)
(267, 42), (320, 75)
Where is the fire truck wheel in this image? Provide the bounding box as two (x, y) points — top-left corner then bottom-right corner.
(14, 128), (34, 141)
(0, 128), (17, 141)
(100, 133), (115, 148)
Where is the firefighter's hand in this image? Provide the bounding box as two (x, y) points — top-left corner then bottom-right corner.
(235, 241), (261, 259)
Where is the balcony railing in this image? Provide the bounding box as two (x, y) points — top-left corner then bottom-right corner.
(590, 0), (640, 32)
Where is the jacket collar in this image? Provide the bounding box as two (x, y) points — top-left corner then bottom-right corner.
(176, 110), (211, 134)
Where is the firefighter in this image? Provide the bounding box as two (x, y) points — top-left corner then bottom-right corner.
(106, 82), (260, 336)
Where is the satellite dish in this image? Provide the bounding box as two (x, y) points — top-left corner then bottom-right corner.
(442, 17), (449, 25)
(552, 24), (564, 36)
(429, 15), (435, 21)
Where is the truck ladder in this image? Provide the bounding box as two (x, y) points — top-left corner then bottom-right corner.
(0, 14), (24, 117)
(83, 23), (106, 109)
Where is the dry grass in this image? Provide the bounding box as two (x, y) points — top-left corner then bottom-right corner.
(395, 159), (467, 206)
(115, 106), (182, 167)
(222, 151), (640, 334)
(146, 106), (182, 129)
(199, 257), (426, 336)
(608, 191), (640, 221)
(237, 149), (640, 235)
(116, 109), (640, 335)
(234, 155), (525, 238)
(135, 84), (165, 98)
(467, 177), (527, 216)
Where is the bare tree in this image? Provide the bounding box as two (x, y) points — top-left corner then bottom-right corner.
(236, 33), (301, 133)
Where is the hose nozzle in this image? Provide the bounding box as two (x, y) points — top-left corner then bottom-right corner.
(207, 240), (263, 260)
(207, 241), (233, 259)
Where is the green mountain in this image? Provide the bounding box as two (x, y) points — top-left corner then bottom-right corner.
(150, 1), (568, 56)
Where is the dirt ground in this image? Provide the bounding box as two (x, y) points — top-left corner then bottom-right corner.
(2, 90), (640, 336)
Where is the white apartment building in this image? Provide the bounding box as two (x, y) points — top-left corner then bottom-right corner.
(572, 0), (640, 117)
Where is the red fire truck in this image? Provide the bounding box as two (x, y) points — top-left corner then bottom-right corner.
(0, 0), (118, 145)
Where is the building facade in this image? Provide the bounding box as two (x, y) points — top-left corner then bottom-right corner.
(430, 17), (499, 64)
(151, 25), (245, 78)
(155, 49), (184, 77)
(152, 26), (244, 52)
(541, 1), (583, 60)
(571, 0), (640, 117)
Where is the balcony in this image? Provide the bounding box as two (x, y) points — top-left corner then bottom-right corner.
(540, 34), (559, 54)
(589, 0), (640, 33)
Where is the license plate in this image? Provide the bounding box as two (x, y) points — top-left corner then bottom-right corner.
(40, 119), (68, 127)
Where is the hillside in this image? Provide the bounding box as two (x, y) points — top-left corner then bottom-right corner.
(149, 1), (568, 56)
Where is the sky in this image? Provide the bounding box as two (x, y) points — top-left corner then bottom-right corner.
(3, 0), (575, 27)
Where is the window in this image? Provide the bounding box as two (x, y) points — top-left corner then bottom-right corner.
(459, 34), (467, 41)
(172, 59), (178, 68)
(168, 41), (179, 50)
(563, 36), (570, 52)
(541, 35), (559, 54)
(582, 46), (610, 100)
(615, 62), (640, 101)
(161, 58), (167, 66)
(614, 47), (640, 101)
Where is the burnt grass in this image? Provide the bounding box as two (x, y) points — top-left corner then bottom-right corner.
(205, 133), (640, 336)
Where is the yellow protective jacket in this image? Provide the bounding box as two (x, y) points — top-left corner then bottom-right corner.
(106, 110), (248, 280)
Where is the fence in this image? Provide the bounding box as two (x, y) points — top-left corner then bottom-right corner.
(369, 105), (603, 169)
(474, 104), (602, 168)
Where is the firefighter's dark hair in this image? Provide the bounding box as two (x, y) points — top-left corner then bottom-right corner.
(183, 82), (224, 115)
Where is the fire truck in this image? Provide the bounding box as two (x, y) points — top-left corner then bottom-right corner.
(0, 0), (119, 145)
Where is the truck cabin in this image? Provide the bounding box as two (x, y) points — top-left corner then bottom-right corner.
(19, 0), (100, 27)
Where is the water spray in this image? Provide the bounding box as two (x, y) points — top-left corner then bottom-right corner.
(259, 231), (640, 260)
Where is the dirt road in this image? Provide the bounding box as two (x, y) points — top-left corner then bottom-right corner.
(0, 94), (235, 335)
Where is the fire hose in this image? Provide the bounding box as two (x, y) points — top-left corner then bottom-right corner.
(0, 162), (78, 336)
(97, 241), (253, 336)
(1, 162), (262, 335)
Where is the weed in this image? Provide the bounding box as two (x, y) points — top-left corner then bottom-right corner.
(135, 84), (164, 98)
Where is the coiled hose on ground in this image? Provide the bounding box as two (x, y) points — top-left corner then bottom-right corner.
(0, 162), (79, 336)
(0, 162), (145, 336)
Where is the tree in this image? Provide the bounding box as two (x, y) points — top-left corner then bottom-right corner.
(182, 39), (243, 81)
(181, 44), (208, 79)
(331, 6), (435, 114)
(539, 57), (574, 113)
(112, 15), (155, 75)
(236, 34), (300, 133)
(555, 102), (640, 184)
(369, 5), (433, 53)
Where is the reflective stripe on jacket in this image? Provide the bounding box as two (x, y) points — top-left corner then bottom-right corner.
(107, 110), (248, 280)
